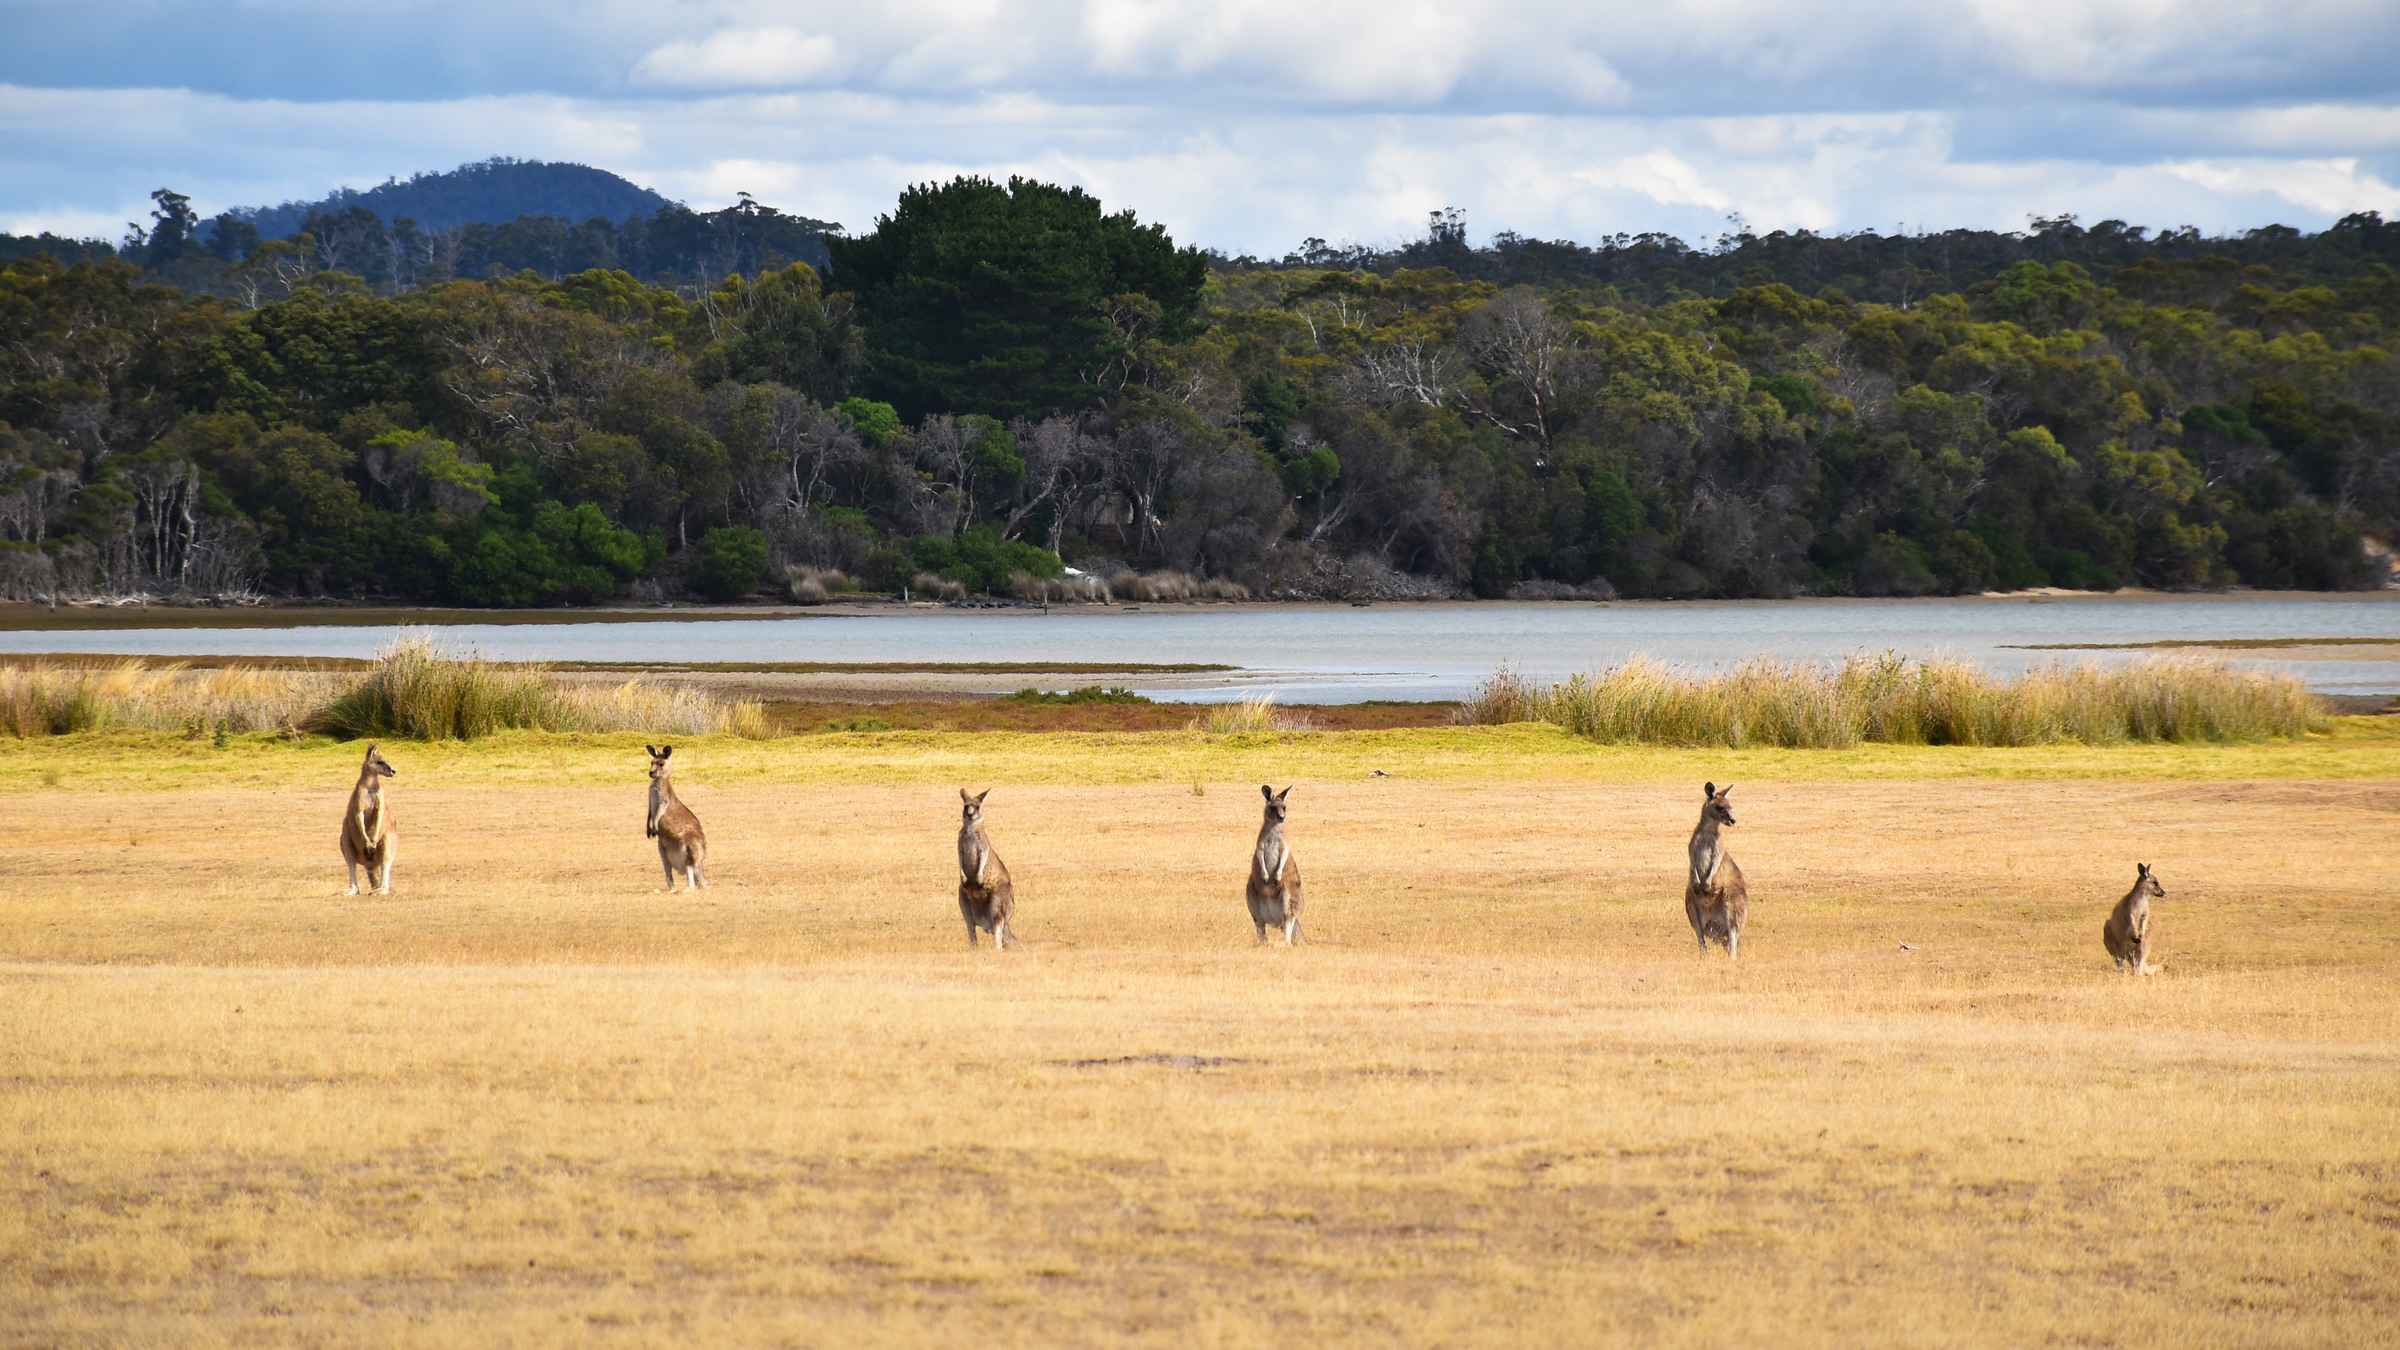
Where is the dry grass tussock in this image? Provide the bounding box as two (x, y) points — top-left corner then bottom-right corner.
(783, 566), (855, 604)
(1187, 690), (1315, 733)
(1008, 570), (1113, 603)
(1, 754), (2396, 1345)
(0, 660), (336, 736)
(2, 638), (767, 741)
(1462, 652), (2327, 746)
(907, 570), (969, 602)
(1106, 567), (1252, 602)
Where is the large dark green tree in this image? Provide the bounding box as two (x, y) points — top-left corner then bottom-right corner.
(828, 176), (1207, 421)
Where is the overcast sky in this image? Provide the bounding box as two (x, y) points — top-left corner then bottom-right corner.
(3, 0), (2397, 254)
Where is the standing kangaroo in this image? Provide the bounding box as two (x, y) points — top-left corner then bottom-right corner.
(957, 788), (1016, 950)
(1246, 784), (1305, 945)
(1685, 781), (1748, 958)
(2102, 863), (2166, 975)
(645, 744), (708, 892)
(340, 743), (398, 896)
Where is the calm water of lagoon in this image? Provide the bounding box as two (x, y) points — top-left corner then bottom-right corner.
(2, 595), (2395, 703)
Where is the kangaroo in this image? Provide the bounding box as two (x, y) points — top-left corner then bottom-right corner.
(1246, 784), (1305, 945)
(340, 743), (398, 896)
(957, 788), (1015, 950)
(1685, 781), (1748, 958)
(2102, 862), (2166, 975)
(645, 744), (708, 892)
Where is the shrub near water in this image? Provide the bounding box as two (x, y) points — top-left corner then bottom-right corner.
(1461, 653), (2326, 747)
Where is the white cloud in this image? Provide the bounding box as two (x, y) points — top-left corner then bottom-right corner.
(0, 205), (137, 240)
(1580, 151), (1734, 215)
(7, 0), (2397, 266)
(2160, 157), (2400, 217)
(631, 28), (842, 89)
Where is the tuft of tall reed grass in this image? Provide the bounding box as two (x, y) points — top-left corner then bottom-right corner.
(3, 639), (769, 742)
(1188, 691), (1315, 734)
(1458, 652), (2327, 747)
(309, 640), (556, 740)
(308, 639), (768, 740)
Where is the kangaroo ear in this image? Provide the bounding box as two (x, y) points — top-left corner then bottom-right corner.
(974, 789), (992, 804)
(365, 742), (378, 755)
(1703, 781), (1715, 798)
(1719, 783), (1732, 796)
(1261, 784), (1274, 800)
(645, 744), (658, 758)
(1278, 785), (1293, 800)
(660, 745), (673, 759)
(2138, 862), (2150, 876)
(960, 787), (972, 802)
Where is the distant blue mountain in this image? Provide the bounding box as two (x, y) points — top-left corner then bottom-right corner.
(231, 157), (679, 239)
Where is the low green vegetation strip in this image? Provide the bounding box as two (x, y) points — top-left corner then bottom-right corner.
(1005, 686), (1153, 704)
(1459, 654), (2326, 747)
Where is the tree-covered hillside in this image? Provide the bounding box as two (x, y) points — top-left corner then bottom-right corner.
(2, 177), (2394, 606)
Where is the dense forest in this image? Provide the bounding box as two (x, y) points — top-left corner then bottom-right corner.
(2, 167), (2396, 606)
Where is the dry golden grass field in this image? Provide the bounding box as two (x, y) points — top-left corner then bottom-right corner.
(4, 723), (2400, 1346)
